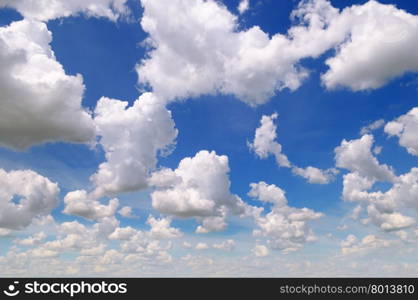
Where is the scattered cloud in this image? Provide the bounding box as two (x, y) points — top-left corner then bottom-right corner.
(385, 107), (418, 156)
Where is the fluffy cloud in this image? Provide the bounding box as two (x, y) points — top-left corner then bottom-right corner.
(137, 0), (418, 102)
(118, 206), (138, 219)
(249, 113), (336, 184)
(15, 232), (46, 246)
(341, 170), (418, 231)
(0, 20), (95, 150)
(248, 113), (290, 167)
(385, 107), (418, 156)
(63, 190), (119, 221)
(292, 166), (338, 184)
(321, 1), (418, 91)
(0, 169), (59, 230)
(91, 93), (178, 197)
(252, 244), (269, 257)
(341, 234), (395, 255)
(149, 150), (251, 233)
(238, 0), (249, 14)
(0, 0), (129, 21)
(137, 0), (348, 105)
(195, 243), (209, 251)
(147, 215), (182, 239)
(249, 182), (323, 252)
(212, 239), (235, 251)
(335, 134), (396, 182)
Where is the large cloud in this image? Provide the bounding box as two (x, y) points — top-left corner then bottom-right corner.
(321, 0), (418, 91)
(149, 150), (254, 233)
(0, 168), (59, 230)
(385, 107), (418, 156)
(136, 0), (348, 105)
(0, 20), (95, 150)
(91, 92), (178, 197)
(138, 0), (418, 103)
(335, 134), (396, 182)
(63, 190), (119, 221)
(248, 181), (323, 253)
(0, 0), (129, 21)
(341, 171), (417, 231)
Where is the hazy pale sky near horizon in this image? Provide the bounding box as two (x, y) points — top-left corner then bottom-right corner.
(1, 0), (418, 276)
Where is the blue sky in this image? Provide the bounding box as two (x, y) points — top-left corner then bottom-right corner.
(1, 0), (418, 276)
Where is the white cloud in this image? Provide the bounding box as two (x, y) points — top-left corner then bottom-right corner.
(63, 190), (118, 221)
(341, 170), (418, 231)
(321, 1), (418, 91)
(385, 107), (418, 156)
(137, 0), (345, 105)
(360, 119), (385, 135)
(252, 244), (269, 257)
(195, 243), (209, 250)
(137, 0), (418, 102)
(249, 113), (336, 184)
(108, 226), (138, 241)
(292, 166), (338, 184)
(147, 215), (182, 239)
(0, 228), (12, 236)
(341, 234), (395, 255)
(92, 93), (178, 197)
(249, 182), (323, 252)
(149, 150), (251, 233)
(335, 134), (396, 182)
(238, 0), (249, 14)
(248, 113), (290, 167)
(0, 0), (129, 21)
(0, 169), (59, 230)
(213, 239), (235, 251)
(0, 20), (95, 150)
(15, 232), (46, 246)
(118, 206), (138, 219)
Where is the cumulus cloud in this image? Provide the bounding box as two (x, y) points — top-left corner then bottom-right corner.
(321, 1), (418, 91)
(92, 93), (178, 197)
(248, 113), (290, 167)
(249, 182), (323, 252)
(0, 20), (95, 150)
(15, 232), (46, 246)
(149, 150), (253, 233)
(335, 134), (396, 182)
(292, 166), (338, 184)
(0, 169), (59, 230)
(137, 0), (418, 102)
(195, 243), (209, 251)
(341, 234), (395, 255)
(341, 170), (418, 231)
(118, 206), (138, 219)
(147, 215), (182, 239)
(252, 244), (269, 257)
(385, 107), (418, 156)
(0, 0), (129, 21)
(249, 113), (336, 184)
(137, 0), (349, 105)
(212, 239), (235, 251)
(63, 190), (119, 221)
(238, 0), (249, 14)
